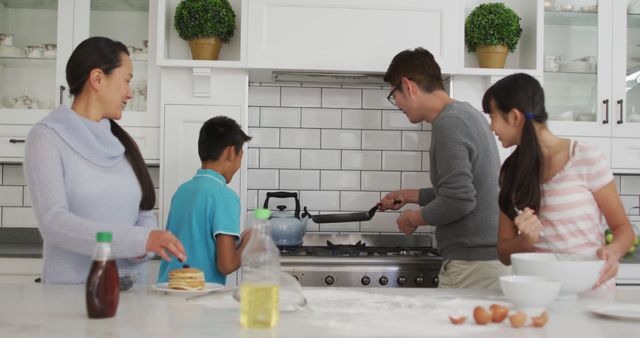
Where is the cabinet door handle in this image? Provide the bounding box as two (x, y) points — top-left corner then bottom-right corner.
(9, 139), (26, 144)
(617, 99), (624, 124)
(59, 85), (66, 105)
(602, 99), (609, 124)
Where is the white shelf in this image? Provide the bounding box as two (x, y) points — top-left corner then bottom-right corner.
(545, 10), (597, 26)
(456, 67), (541, 77)
(157, 58), (246, 69)
(0, 56), (56, 68)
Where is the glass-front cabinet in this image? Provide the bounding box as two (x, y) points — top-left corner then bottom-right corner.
(545, 0), (640, 172)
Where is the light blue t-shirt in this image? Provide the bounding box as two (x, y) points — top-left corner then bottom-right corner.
(157, 169), (240, 284)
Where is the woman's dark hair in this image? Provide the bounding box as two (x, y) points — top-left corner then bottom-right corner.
(383, 47), (444, 92)
(482, 73), (548, 219)
(199, 116), (251, 163)
(67, 37), (155, 210)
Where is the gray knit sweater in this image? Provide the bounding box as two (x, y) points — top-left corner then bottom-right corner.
(419, 101), (500, 260)
(24, 105), (156, 284)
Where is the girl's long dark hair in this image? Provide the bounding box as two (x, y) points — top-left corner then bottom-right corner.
(67, 36), (155, 210)
(482, 73), (548, 220)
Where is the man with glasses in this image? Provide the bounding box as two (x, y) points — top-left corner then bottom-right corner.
(378, 48), (510, 289)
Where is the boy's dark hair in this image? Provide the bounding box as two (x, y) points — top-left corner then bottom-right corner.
(198, 116), (251, 162)
(481, 73), (549, 220)
(383, 47), (444, 92)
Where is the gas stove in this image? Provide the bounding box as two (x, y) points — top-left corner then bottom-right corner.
(279, 234), (442, 288)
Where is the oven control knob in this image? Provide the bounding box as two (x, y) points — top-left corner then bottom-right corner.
(397, 276), (407, 286)
(433, 276), (439, 286)
(415, 274), (425, 286)
(379, 276), (388, 286)
(324, 275), (335, 285)
(361, 276), (371, 286)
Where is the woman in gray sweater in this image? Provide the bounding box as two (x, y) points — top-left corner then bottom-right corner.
(24, 37), (186, 283)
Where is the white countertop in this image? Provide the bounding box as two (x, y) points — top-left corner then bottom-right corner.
(0, 283), (639, 338)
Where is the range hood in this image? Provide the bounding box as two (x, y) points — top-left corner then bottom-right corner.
(271, 71), (386, 85)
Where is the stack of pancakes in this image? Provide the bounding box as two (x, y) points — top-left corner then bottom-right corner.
(168, 266), (205, 290)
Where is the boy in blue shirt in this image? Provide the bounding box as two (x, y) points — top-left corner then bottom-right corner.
(157, 116), (252, 285)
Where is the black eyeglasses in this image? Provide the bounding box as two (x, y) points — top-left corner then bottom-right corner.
(387, 82), (402, 107)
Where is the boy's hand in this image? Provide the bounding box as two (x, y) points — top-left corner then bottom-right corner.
(146, 230), (187, 262)
(238, 229), (252, 248)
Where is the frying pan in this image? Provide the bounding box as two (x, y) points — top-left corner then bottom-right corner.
(306, 200), (401, 224)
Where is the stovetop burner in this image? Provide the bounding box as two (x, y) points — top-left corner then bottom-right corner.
(278, 239), (440, 258)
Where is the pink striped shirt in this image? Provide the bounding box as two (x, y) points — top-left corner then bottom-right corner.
(536, 140), (613, 257)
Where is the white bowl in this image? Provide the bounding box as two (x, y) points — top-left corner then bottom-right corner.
(500, 275), (561, 309)
(511, 253), (604, 298)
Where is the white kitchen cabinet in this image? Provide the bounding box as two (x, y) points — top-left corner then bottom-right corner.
(0, 258), (41, 283)
(545, 1), (640, 173)
(247, 0), (461, 73)
(0, 0), (159, 161)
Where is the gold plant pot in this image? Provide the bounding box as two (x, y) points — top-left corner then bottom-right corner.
(188, 37), (223, 60)
(476, 45), (509, 68)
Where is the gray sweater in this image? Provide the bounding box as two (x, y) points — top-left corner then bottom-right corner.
(24, 105), (156, 283)
(419, 101), (500, 260)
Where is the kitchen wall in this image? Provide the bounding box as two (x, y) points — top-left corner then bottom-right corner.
(0, 164), (160, 229)
(245, 81), (640, 234)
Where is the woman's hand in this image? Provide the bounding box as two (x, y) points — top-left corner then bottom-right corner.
(146, 230), (187, 262)
(594, 245), (621, 288)
(514, 208), (544, 244)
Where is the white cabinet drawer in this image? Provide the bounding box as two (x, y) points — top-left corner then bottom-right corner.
(123, 127), (160, 164)
(248, 0), (460, 73)
(0, 125), (31, 162)
(611, 138), (640, 172)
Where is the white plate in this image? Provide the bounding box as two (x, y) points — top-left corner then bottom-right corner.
(152, 282), (224, 296)
(588, 303), (640, 320)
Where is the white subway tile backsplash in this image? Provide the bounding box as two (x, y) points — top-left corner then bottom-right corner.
(301, 150), (341, 170)
(363, 89), (396, 110)
(247, 169), (279, 189)
(621, 176), (640, 195)
(0, 186), (23, 206)
(382, 151), (422, 171)
(261, 107), (301, 127)
(300, 191), (340, 211)
(342, 109), (381, 130)
(2, 207), (37, 228)
(282, 87), (322, 107)
(281, 129), (321, 149)
(322, 88), (361, 108)
(247, 148), (259, 168)
(280, 170), (320, 190)
(342, 151), (381, 170)
(248, 128), (280, 148)
(382, 110), (421, 130)
(321, 171), (361, 191)
(247, 189), (258, 210)
(321, 130), (361, 149)
(402, 172), (431, 190)
(301, 108), (342, 128)
(361, 212), (400, 233)
(402, 131), (431, 151)
(362, 130), (401, 150)
(451, 76), (486, 112)
(319, 217), (360, 232)
(249, 86), (280, 106)
(361, 172), (401, 191)
(23, 187), (32, 207)
(260, 149), (300, 169)
(248, 107), (260, 127)
(3, 165), (25, 185)
(340, 191), (380, 211)
(259, 190), (299, 212)
(422, 152), (431, 171)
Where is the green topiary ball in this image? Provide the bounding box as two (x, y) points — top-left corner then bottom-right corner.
(465, 2), (522, 53)
(174, 0), (236, 43)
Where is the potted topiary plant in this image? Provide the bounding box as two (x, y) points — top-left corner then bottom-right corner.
(465, 2), (522, 68)
(174, 0), (236, 60)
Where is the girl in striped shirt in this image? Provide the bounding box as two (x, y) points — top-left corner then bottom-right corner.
(482, 73), (635, 288)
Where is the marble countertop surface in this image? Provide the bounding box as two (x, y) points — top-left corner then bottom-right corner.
(0, 283), (639, 338)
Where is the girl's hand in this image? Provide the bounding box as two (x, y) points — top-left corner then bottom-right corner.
(594, 245), (620, 288)
(514, 208), (544, 244)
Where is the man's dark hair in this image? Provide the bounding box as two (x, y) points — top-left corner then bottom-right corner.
(383, 47), (444, 93)
(198, 116), (251, 162)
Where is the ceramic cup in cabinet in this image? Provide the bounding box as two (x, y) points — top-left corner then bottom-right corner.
(25, 45), (43, 58)
(43, 43), (57, 58)
(0, 33), (14, 46)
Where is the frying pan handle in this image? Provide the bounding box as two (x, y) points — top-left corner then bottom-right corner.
(263, 191), (301, 218)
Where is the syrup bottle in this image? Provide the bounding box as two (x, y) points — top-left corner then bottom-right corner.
(86, 231), (119, 319)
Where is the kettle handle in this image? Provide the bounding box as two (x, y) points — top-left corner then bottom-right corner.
(263, 191), (300, 218)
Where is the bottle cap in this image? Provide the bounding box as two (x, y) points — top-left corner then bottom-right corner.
(96, 232), (112, 243)
(254, 208), (271, 220)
